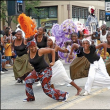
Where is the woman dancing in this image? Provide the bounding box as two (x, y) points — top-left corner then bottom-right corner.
(12, 30), (34, 83)
(47, 36), (82, 95)
(69, 38), (110, 95)
(68, 33), (90, 84)
(23, 41), (69, 102)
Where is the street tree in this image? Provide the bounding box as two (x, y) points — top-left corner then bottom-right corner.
(0, 0), (41, 27)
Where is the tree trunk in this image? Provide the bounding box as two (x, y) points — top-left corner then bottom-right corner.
(8, 16), (12, 27)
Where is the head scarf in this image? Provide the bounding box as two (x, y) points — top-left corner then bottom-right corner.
(82, 38), (91, 45)
(49, 36), (56, 44)
(26, 38), (37, 48)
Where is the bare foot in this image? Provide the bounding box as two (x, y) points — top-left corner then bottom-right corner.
(75, 88), (82, 96)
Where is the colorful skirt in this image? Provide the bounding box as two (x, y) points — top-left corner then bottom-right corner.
(13, 54), (34, 80)
(70, 56), (90, 80)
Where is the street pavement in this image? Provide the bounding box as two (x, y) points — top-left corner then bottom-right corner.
(1, 60), (110, 109)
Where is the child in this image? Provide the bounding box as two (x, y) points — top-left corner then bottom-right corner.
(4, 38), (12, 66)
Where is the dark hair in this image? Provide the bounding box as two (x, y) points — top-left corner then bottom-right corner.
(4, 27), (10, 36)
(106, 27), (109, 30)
(70, 32), (78, 38)
(107, 32), (110, 37)
(77, 31), (80, 38)
(43, 28), (46, 32)
(12, 31), (16, 36)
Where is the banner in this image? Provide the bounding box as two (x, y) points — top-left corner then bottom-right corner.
(40, 18), (58, 29)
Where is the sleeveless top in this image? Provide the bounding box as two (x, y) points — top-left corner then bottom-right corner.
(48, 51), (59, 62)
(14, 39), (27, 57)
(35, 36), (47, 48)
(29, 50), (49, 72)
(100, 30), (108, 42)
(79, 45), (100, 64)
(107, 48), (110, 55)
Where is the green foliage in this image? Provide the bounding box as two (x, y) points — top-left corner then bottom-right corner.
(25, 0), (41, 16)
(1, 0), (41, 26)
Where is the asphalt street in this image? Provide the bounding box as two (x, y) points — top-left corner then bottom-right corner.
(1, 60), (110, 109)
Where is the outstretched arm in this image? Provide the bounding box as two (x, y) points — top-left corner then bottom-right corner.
(57, 45), (69, 53)
(70, 43), (80, 55)
(39, 48), (55, 66)
(96, 43), (107, 59)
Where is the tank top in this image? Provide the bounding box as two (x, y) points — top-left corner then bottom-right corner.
(100, 30), (108, 42)
(48, 51), (59, 62)
(107, 48), (110, 55)
(35, 36), (47, 48)
(79, 45), (100, 64)
(14, 39), (27, 57)
(29, 50), (49, 72)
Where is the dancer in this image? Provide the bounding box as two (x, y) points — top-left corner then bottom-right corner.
(34, 27), (47, 48)
(23, 41), (69, 102)
(105, 32), (110, 75)
(32, 27), (50, 86)
(63, 32), (82, 63)
(34, 27), (50, 64)
(69, 39), (110, 95)
(68, 33), (90, 82)
(47, 36), (82, 95)
(12, 30), (34, 83)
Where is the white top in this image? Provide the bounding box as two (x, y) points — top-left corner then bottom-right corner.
(100, 30), (108, 42)
(15, 28), (25, 38)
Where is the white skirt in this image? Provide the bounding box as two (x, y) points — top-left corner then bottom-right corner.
(85, 57), (110, 93)
(51, 60), (72, 85)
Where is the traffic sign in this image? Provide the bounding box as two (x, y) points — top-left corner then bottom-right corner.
(105, 0), (110, 21)
(105, 2), (110, 11)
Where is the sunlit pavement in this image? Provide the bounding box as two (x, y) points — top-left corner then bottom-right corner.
(1, 60), (110, 109)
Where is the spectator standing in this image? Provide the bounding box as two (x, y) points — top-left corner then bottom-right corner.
(4, 38), (12, 66)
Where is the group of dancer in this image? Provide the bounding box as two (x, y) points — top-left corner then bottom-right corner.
(11, 10), (110, 102)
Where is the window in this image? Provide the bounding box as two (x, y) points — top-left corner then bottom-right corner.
(99, 10), (105, 20)
(72, 6), (88, 19)
(27, 6), (57, 19)
(39, 8), (48, 18)
(49, 7), (57, 18)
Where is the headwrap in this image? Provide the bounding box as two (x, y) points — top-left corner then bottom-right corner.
(26, 38), (37, 48)
(49, 36), (56, 44)
(82, 38), (91, 45)
(88, 6), (95, 14)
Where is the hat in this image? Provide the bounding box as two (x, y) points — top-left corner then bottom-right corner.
(82, 38), (91, 45)
(49, 36), (56, 44)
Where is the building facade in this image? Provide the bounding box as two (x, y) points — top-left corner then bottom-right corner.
(1, 1), (110, 31)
